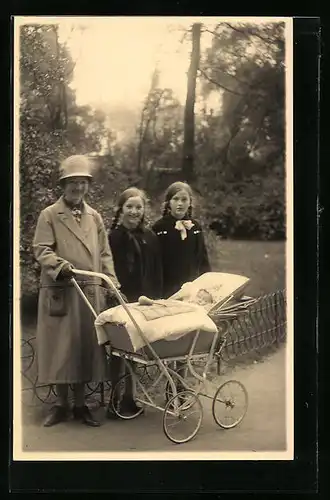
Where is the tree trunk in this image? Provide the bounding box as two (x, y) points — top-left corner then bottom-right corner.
(182, 23), (201, 182)
(49, 25), (63, 131)
(136, 68), (160, 174)
(136, 109), (146, 174)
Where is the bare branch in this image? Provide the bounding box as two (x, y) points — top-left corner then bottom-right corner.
(198, 68), (244, 96)
(225, 22), (278, 48)
(201, 28), (252, 61)
(205, 65), (253, 88)
(179, 30), (189, 44)
(137, 88), (166, 172)
(202, 28), (224, 40)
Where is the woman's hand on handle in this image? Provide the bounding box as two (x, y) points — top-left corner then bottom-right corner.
(57, 262), (75, 281)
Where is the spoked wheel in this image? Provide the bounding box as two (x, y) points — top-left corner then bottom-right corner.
(21, 378), (51, 407)
(163, 390), (203, 444)
(33, 383), (54, 404)
(21, 337), (35, 373)
(164, 371), (195, 410)
(212, 380), (248, 429)
(164, 362), (206, 409)
(135, 364), (160, 387)
(110, 373), (145, 420)
(85, 382), (102, 397)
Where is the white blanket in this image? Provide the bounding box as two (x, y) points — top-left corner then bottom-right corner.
(94, 299), (218, 352)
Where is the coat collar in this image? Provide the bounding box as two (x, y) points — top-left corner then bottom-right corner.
(114, 223), (146, 236)
(55, 196), (94, 215)
(164, 213), (192, 224)
(54, 196), (94, 255)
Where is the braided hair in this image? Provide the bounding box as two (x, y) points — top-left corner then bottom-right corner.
(162, 181), (193, 218)
(111, 187), (149, 230)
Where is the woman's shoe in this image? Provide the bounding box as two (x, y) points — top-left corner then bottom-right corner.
(43, 405), (69, 427)
(72, 405), (101, 427)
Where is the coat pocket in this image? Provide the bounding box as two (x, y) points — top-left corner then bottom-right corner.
(47, 288), (68, 317)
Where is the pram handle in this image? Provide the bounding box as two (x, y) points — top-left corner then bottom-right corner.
(70, 268), (149, 344)
(69, 269), (170, 364)
(70, 269), (127, 308)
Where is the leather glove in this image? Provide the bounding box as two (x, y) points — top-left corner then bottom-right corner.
(58, 263), (75, 281)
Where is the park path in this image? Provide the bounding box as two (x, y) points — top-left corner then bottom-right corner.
(17, 346), (288, 456)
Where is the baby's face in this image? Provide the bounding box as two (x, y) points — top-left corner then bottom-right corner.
(195, 289), (213, 306)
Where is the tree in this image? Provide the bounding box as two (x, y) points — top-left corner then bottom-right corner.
(137, 68), (162, 174)
(134, 68), (184, 189)
(19, 24), (110, 299)
(194, 22), (286, 239)
(182, 23), (201, 182)
(198, 22), (285, 175)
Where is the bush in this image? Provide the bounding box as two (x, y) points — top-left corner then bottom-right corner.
(196, 171), (285, 241)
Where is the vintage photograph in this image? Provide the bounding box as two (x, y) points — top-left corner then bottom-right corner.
(13, 16), (293, 460)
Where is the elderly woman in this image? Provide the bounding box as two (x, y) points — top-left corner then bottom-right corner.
(33, 155), (120, 427)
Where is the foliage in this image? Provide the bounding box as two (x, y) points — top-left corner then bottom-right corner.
(193, 22), (286, 239)
(19, 21), (286, 307)
(19, 24), (114, 297)
(136, 77), (185, 180)
(118, 22), (286, 240)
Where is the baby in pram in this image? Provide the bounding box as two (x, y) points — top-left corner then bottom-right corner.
(175, 284), (214, 308)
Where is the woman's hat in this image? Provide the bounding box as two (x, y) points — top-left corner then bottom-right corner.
(59, 155), (93, 181)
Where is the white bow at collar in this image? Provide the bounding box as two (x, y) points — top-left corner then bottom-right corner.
(175, 220), (195, 240)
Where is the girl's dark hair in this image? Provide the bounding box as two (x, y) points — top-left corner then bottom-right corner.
(111, 187), (149, 230)
(162, 181), (193, 218)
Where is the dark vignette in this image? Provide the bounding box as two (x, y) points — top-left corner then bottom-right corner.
(4, 9), (319, 494)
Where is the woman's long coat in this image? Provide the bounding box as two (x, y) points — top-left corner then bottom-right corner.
(33, 196), (120, 384)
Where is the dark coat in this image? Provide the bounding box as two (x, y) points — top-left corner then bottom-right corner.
(108, 224), (163, 302)
(152, 214), (211, 298)
(32, 196), (119, 384)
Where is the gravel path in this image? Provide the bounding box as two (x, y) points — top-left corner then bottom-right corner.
(18, 346), (287, 456)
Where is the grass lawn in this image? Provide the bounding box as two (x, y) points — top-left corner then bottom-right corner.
(209, 239), (286, 297)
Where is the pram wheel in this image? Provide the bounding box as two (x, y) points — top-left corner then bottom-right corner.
(135, 363), (160, 387)
(212, 380), (248, 429)
(34, 383), (54, 405)
(22, 380), (53, 406)
(110, 374), (144, 420)
(164, 371), (194, 411)
(163, 390), (203, 444)
(164, 361), (205, 406)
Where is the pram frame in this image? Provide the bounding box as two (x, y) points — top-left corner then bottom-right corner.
(70, 269), (250, 444)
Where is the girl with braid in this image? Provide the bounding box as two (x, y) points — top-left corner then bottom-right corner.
(106, 187), (162, 418)
(152, 182), (212, 393)
(109, 188), (162, 302)
(152, 182), (211, 299)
